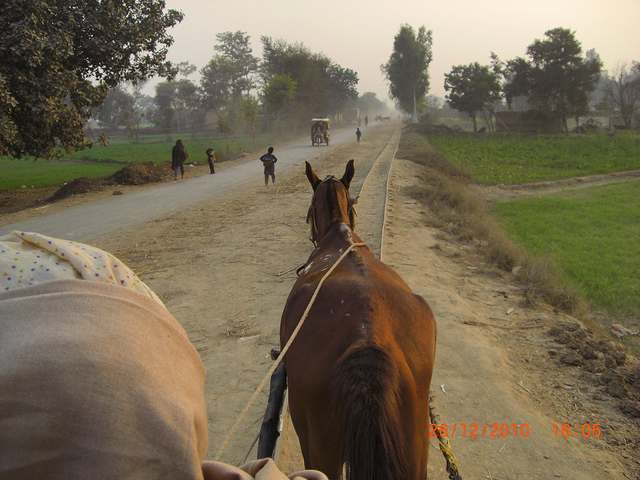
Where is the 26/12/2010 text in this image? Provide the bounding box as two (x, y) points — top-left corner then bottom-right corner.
(429, 423), (530, 438)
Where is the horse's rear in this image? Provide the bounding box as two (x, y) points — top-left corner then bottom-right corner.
(280, 160), (436, 480)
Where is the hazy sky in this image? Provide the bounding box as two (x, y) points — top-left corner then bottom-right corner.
(160, 0), (640, 106)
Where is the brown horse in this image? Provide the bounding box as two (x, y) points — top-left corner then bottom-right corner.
(280, 160), (437, 480)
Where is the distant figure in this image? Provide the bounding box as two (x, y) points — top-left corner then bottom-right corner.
(355, 128), (362, 143)
(357, 117), (361, 127)
(260, 146), (278, 186)
(364, 115), (368, 127)
(206, 148), (216, 174)
(171, 139), (189, 180)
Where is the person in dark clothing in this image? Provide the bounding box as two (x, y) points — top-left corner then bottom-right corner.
(171, 139), (189, 180)
(260, 147), (278, 186)
(355, 128), (362, 143)
(206, 148), (216, 174)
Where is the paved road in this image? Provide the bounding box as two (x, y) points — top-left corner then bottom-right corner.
(0, 126), (372, 242)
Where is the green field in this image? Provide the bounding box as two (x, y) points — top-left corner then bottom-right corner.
(427, 132), (640, 185)
(416, 130), (640, 351)
(493, 179), (640, 320)
(0, 133), (274, 190)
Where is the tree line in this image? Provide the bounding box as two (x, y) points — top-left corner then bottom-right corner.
(383, 25), (640, 133)
(0, 1), (388, 160)
(96, 31), (388, 146)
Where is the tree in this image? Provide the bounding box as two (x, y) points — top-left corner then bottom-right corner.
(95, 85), (134, 128)
(120, 81), (151, 144)
(357, 92), (388, 118)
(328, 65), (359, 119)
(262, 75), (297, 129)
(240, 95), (261, 148)
(444, 62), (502, 132)
(504, 27), (602, 132)
(213, 31), (259, 97)
(381, 24), (433, 119)
(602, 61), (640, 129)
(200, 57), (235, 115)
(0, 0), (183, 159)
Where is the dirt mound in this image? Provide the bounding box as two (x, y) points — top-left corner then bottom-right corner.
(47, 176), (114, 202)
(47, 162), (173, 203)
(110, 161), (171, 185)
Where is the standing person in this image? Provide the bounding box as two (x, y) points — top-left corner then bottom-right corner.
(355, 128), (362, 143)
(260, 146), (278, 186)
(206, 148), (216, 174)
(364, 115), (368, 127)
(172, 139), (189, 180)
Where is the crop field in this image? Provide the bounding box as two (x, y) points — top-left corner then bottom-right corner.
(426, 131), (640, 351)
(493, 179), (640, 322)
(427, 132), (640, 185)
(0, 133), (273, 190)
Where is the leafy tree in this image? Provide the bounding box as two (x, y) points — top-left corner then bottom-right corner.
(381, 24), (433, 119)
(602, 61), (640, 129)
(153, 64), (199, 135)
(261, 37), (332, 126)
(504, 27), (602, 132)
(200, 57), (235, 115)
(262, 74), (297, 128)
(0, 0), (183, 159)
(95, 85), (134, 128)
(328, 65), (359, 119)
(444, 62), (502, 132)
(213, 31), (259, 97)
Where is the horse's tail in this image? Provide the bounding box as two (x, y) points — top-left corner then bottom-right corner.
(332, 345), (407, 480)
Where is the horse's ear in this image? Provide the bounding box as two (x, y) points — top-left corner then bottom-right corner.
(305, 161), (321, 190)
(340, 159), (355, 190)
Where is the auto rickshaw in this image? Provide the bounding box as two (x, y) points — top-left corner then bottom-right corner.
(311, 118), (330, 146)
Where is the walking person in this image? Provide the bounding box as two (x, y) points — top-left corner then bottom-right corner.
(355, 128), (362, 143)
(260, 146), (278, 186)
(206, 148), (216, 174)
(171, 139), (189, 180)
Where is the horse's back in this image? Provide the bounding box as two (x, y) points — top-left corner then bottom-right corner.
(281, 250), (435, 480)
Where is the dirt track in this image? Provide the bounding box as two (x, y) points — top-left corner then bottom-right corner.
(2, 123), (638, 479)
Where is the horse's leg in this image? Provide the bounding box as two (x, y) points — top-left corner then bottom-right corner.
(290, 388), (344, 480)
(305, 418), (344, 480)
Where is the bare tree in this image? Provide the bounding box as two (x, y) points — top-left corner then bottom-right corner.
(603, 62), (640, 129)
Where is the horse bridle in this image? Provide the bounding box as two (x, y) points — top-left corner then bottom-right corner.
(306, 175), (358, 247)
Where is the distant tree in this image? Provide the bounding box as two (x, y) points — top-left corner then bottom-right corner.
(381, 24), (433, 120)
(153, 64), (198, 135)
(260, 37), (332, 127)
(153, 81), (177, 140)
(444, 62), (502, 132)
(240, 95), (261, 148)
(0, 0), (183, 159)
(262, 74), (297, 129)
(96, 85), (134, 128)
(216, 114), (233, 153)
(120, 81), (150, 143)
(213, 31), (260, 97)
(327, 65), (359, 119)
(200, 57), (235, 115)
(358, 92), (388, 117)
(504, 27), (602, 132)
(602, 61), (640, 129)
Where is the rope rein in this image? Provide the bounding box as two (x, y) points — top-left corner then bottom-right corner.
(429, 390), (463, 480)
(214, 241), (366, 462)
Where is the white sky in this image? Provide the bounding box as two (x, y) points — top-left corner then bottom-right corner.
(158, 0), (640, 105)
